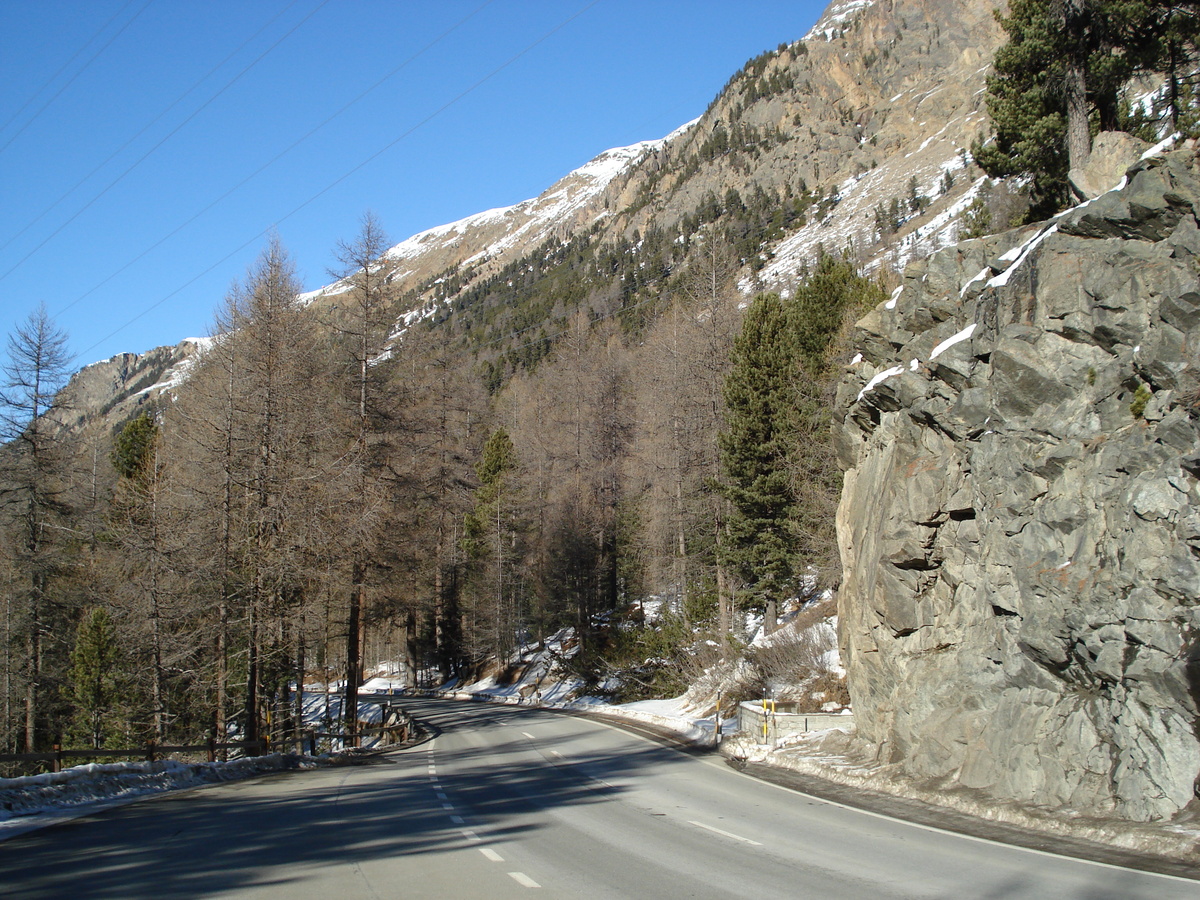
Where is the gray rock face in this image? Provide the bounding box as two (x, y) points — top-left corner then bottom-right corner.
(836, 147), (1200, 821)
(1069, 131), (1152, 200)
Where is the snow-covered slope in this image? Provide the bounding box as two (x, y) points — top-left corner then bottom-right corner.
(300, 122), (697, 307)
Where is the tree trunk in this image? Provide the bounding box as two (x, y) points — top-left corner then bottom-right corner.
(343, 571), (362, 736)
(1064, 0), (1091, 172)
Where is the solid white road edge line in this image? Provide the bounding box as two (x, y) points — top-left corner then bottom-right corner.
(580, 713), (1198, 884)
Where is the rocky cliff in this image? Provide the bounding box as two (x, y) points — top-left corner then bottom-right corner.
(836, 144), (1200, 822)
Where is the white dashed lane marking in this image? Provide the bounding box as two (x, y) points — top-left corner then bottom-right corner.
(688, 820), (763, 846)
(509, 872), (541, 888)
(480, 848), (504, 862)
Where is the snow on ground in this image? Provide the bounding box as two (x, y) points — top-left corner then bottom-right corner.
(722, 727), (1200, 863)
(0, 754), (319, 841)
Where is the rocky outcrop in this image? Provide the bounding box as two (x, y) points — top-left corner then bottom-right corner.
(835, 146), (1200, 822)
(55, 338), (207, 434)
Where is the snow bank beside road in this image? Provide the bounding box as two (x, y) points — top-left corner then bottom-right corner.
(0, 754), (318, 841)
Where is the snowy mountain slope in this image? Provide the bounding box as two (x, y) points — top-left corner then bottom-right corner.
(300, 123), (697, 308)
(67, 0), (1009, 433)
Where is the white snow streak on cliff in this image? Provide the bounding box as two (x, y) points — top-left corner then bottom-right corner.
(805, 0), (876, 41)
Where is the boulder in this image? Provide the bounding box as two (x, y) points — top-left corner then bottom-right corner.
(1068, 131), (1152, 201)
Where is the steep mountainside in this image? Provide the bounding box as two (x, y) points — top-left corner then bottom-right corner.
(306, 0), (1003, 345)
(836, 145), (1200, 822)
(80, 0), (1006, 428)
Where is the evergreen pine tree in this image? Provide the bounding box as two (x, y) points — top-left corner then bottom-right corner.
(974, 0), (1076, 215)
(110, 413), (158, 481)
(718, 292), (799, 633)
(462, 428), (526, 659)
(976, 1), (1200, 217)
(69, 607), (120, 749)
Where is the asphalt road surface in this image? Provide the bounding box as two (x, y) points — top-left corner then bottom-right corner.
(1, 697), (1196, 898)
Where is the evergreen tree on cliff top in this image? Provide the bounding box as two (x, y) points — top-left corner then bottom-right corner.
(975, 0), (1199, 219)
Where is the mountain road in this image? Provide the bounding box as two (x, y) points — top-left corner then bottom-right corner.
(0, 697), (1196, 898)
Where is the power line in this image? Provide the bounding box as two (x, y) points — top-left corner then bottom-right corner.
(0, 0), (305, 256)
(49, 0), (495, 322)
(71, 0), (603, 363)
(0, 0), (332, 288)
(0, 0), (135, 137)
(0, 0), (156, 156)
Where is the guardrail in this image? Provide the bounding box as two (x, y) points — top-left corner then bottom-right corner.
(737, 700), (854, 745)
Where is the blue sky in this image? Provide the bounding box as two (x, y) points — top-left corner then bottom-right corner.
(0, 0), (827, 368)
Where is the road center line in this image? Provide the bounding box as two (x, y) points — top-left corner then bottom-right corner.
(689, 820), (763, 846)
(508, 872), (541, 888)
(480, 847), (504, 862)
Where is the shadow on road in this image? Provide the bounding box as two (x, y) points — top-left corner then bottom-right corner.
(0, 701), (672, 898)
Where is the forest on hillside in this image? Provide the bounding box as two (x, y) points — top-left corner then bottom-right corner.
(0, 204), (880, 758)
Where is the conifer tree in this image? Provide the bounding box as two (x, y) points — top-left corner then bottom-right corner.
(69, 607), (119, 749)
(718, 292), (799, 633)
(977, 0), (1200, 216)
(329, 212), (393, 734)
(462, 427), (525, 659)
(0, 303), (72, 751)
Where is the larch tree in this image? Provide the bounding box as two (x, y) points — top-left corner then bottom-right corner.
(462, 427), (526, 661)
(328, 212), (394, 733)
(394, 322), (484, 680)
(108, 412), (174, 742)
(212, 237), (324, 747)
(0, 303), (73, 752)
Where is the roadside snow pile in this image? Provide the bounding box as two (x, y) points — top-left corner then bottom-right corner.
(404, 627), (721, 746)
(0, 754), (317, 838)
(599, 697), (718, 746)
